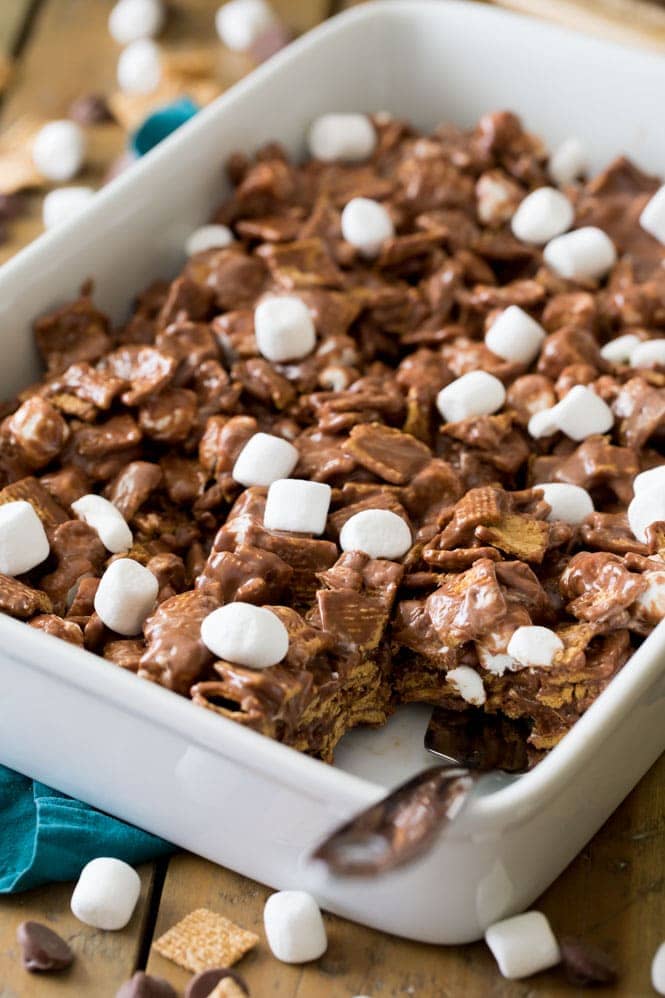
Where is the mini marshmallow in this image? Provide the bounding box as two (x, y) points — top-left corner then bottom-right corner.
(185, 223), (234, 256)
(117, 38), (161, 95)
(94, 558), (158, 635)
(600, 333), (641, 364)
(627, 487), (665, 543)
(215, 0), (275, 51)
(652, 941), (665, 995)
(553, 385), (614, 441)
(71, 494), (133, 553)
(446, 666), (486, 706)
(507, 626), (564, 668)
(485, 305), (546, 365)
(264, 479), (331, 534)
(254, 295), (316, 363)
(485, 911), (561, 980)
(200, 602), (289, 668)
(538, 482), (594, 525)
(71, 857), (141, 930)
(634, 570), (665, 626)
(510, 187), (574, 245)
(527, 407), (559, 439)
(32, 120), (86, 182)
(339, 509), (412, 560)
(436, 371), (506, 423)
(633, 465), (665, 494)
(640, 185), (665, 246)
(548, 137), (586, 187)
(0, 501), (49, 576)
(232, 432), (299, 487)
(544, 226), (617, 281)
(108, 0), (164, 44)
(630, 338), (665, 369)
(341, 197), (394, 258)
(263, 891), (327, 964)
(43, 186), (95, 229)
(307, 113), (376, 163)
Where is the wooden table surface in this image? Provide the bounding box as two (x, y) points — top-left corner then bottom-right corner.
(0, 2), (663, 996)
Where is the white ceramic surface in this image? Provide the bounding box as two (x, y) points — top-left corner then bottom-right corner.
(1, 0), (664, 944)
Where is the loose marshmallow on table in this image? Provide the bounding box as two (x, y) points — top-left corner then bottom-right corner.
(71, 494), (133, 553)
(510, 187), (574, 245)
(544, 226), (617, 281)
(185, 223), (234, 256)
(633, 464), (665, 494)
(264, 479), (331, 534)
(307, 113), (376, 163)
(537, 482), (594, 525)
(0, 500), (49, 576)
(485, 305), (545, 365)
(117, 38), (161, 95)
(600, 332), (641, 364)
(548, 137), (586, 187)
(446, 665), (486, 706)
(627, 487), (665, 543)
(341, 197), (394, 258)
(507, 626), (564, 668)
(232, 431), (299, 487)
(32, 120), (86, 182)
(340, 509), (412, 560)
(263, 891), (327, 963)
(108, 0), (164, 44)
(94, 558), (158, 635)
(552, 384), (614, 441)
(485, 911), (561, 980)
(215, 0), (276, 51)
(43, 187), (95, 229)
(652, 941), (665, 995)
(629, 338), (665, 369)
(71, 857), (141, 930)
(436, 371), (506, 423)
(254, 295), (316, 363)
(640, 185), (665, 246)
(200, 602), (289, 668)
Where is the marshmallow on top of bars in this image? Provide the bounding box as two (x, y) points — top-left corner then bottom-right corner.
(511, 187), (574, 245)
(544, 226), (617, 281)
(71, 494), (133, 554)
(548, 137), (586, 187)
(340, 509), (412, 560)
(71, 857), (141, 930)
(652, 942), (665, 995)
(307, 113), (376, 162)
(108, 0), (164, 44)
(600, 332), (641, 364)
(507, 626), (564, 669)
(264, 479), (331, 534)
(232, 432), (299, 487)
(94, 558), (158, 635)
(446, 666), (486, 706)
(215, 0), (276, 51)
(263, 891), (328, 963)
(43, 187), (95, 229)
(640, 185), (665, 246)
(201, 602), (289, 669)
(341, 197), (394, 257)
(32, 120), (86, 182)
(485, 911), (561, 980)
(529, 385), (613, 442)
(627, 487), (665, 543)
(117, 38), (161, 95)
(254, 295), (316, 363)
(633, 465), (665, 494)
(0, 500), (49, 576)
(630, 338), (665, 369)
(485, 305), (545, 365)
(537, 483), (594, 526)
(185, 224), (234, 256)
(436, 371), (506, 423)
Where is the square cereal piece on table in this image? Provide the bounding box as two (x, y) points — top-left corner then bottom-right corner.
(152, 908), (258, 972)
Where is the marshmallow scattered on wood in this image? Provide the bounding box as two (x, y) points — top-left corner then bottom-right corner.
(630, 338), (665, 369)
(553, 385), (614, 441)
(511, 187), (574, 245)
(652, 942), (665, 995)
(71, 494), (133, 554)
(436, 371), (506, 423)
(633, 465), (665, 494)
(264, 479), (331, 534)
(341, 197), (394, 258)
(548, 137), (586, 187)
(600, 333), (641, 364)
(446, 666), (486, 706)
(307, 113), (376, 162)
(215, 0), (276, 51)
(200, 602), (289, 668)
(485, 911), (561, 980)
(627, 487), (665, 543)
(232, 432), (299, 487)
(70, 857), (141, 930)
(117, 38), (161, 95)
(94, 558), (158, 635)
(0, 500), (49, 576)
(32, 120), (86, 182)
(640, 185), (665, 246)
(339, 509), (412, 560)
(263, 891), (328, 964)
(538, 482), (594, 525)
(507, 626), (563, 668)
(254, 295), (316, 363)
(108, 0), (164, 44)
(485, 305), (546, 365)
(43, 187), (95, 229)
(544, 227), (617, 281)
(185, 224), (234, 256)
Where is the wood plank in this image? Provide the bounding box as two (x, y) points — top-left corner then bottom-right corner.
(146, 754), (665, 997)
(490, 0), (665, 50)
(0, 864), (158, 998)
(0, 1), (36, 58)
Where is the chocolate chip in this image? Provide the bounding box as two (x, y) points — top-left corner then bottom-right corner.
(16, 920), (74, 972)
(185, 967), (249, 998)
(115, 971), (178, 998)
(560, 936), (618, 987)
(69, 93), (114, 125)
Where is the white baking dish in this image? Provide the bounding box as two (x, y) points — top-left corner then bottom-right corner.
(1, 0), (664, 945)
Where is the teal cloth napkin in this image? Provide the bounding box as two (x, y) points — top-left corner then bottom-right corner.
(0, 766), (174, 894)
